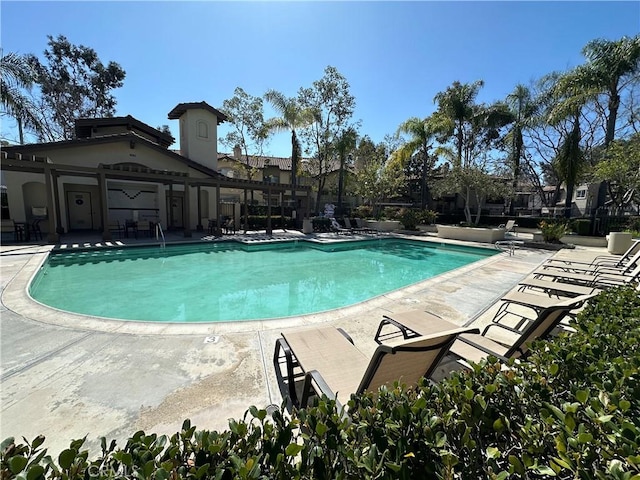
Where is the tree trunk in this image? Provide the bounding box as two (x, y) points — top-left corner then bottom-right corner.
(463, 187), (472, 224)
(509, 128), (523, 216)
(291, 130), (298, 219)
(594, 88), (621, 213)
(564, 182), (574, 218)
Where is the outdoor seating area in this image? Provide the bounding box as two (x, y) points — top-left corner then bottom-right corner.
(273, 323), (478, 408)
(272, 237), (638, 410)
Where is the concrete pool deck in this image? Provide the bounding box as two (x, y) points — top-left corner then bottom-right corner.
(0, 229), (606, 457)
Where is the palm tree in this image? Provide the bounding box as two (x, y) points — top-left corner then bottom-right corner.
(432, 80), (485, 167)
(395, 116), (437, 208)
(582, 36), (640, 147)
(504, 84), (539, 215)
(431, 80), (512, 224)
(550, 36), (640, 213)
(263, 90), (314, 218)
(546, 72), (590, 218)
(554, 112), (586, 218)
(0, 51), (43, 143)
(334, 127), (358, 211)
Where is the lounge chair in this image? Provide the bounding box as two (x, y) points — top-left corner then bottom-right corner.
(517, 277), (600, 298)
(448, 293), (596, 364)
(498, 219), (518, 236)
(107, 220), (123, 239)
(545, 239), (640, 269)
(137, 220), (152, 237)
(355, 218), (376, 234)
(273, 324), (478, 408)
(344, 217), (367, 234)
(330, 217), (351, 235)
(539, 250), (640, 275)
(533, 262), (640, 288)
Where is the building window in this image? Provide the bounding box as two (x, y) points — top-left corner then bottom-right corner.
(576, 189), (587, 199)
(197, 120), (209, 139)
(219, 168), (235, 178)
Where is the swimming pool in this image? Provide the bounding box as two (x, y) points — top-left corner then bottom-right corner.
(29, 239), (496, 322)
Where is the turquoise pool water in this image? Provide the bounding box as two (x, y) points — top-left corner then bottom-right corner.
(29, 239), (496, 322)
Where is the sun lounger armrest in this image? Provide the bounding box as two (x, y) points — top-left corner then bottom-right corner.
(301, 370), (342, 409)
(455, 336), (511, 364)
(482, 322), (525, 337)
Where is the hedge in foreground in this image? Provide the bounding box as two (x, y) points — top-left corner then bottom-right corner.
(2, 285), (639, 479)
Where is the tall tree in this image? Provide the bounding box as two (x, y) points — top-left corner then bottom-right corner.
(431, 80), (512, 224)
(28, 35), (126, 141)
(353, 136), (404, 216)
(549, 36), (640, 213)
(0, 51), (44, 143)
(334, 126), (358, 211)
(504, 84), (539, 215)
(554, 112), (586, 218)
(582, 36), (640, 147)
(394, 116), (437, 208)
(298, 66), (356, 211)
(547, 70), (594, 218)
(591, 134), (640, 214)
(263, 90), (314, 215)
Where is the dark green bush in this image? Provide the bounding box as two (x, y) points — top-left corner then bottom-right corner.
(571, 219), (591, 236)
(353, 205), (373, 219)
(417, 209), (438, 225)
(539, 220), (568, 243)
(398, 208), (418, 230)
(3, 285), (639, 479)
(311, 217), (331, 232)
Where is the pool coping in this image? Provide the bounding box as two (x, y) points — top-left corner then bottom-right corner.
(3, 234), (512, 336)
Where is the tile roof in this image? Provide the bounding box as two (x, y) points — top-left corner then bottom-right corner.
(168, 102), (228, 124)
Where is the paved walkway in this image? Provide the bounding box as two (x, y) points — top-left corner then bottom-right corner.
(0, 229), (603, 457)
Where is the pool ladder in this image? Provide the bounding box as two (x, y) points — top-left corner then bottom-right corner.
(155, 222), (166, 249)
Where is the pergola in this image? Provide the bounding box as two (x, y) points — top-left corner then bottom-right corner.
(1, 151), (313, 243)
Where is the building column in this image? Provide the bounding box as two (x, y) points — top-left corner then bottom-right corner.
(242, 189), (248, 233)
(215, 182), (220, 225)
(183, 180), (191, 238)
(280, 191), (285, 230)
(99, 172), (112, 241)
(51, 169), (63, 235)
(266, 187), (272, 236)
(196, 185), (203, 231)
(167, 182), (174, 230)
(43, 163), (59, 243)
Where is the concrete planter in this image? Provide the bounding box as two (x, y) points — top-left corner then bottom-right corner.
(606, 232), (633, 254)
(417, 224), (438, 233)
(366, 220), (401, 232)
(436, 225), (506, 243)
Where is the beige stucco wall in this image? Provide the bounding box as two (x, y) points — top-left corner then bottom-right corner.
(4, 141), (224, 233)
(179, 110), (218, 172)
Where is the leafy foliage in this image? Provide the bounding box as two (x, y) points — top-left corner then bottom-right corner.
(3, 285), (639, 479)
(219, 87), (269, 182)
(27, 35), (126, 141)
(298, 66), (357, 210)
(538, 220), (568, 242)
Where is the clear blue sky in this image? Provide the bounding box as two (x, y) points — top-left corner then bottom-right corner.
(1, 1), (638, 157)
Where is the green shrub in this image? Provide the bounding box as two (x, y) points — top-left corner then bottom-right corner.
(354, 205), (373, 219)
(539, 220), (568, 243)
(571, 219), (591, 236)
(398, 208), (418, 230)
(417, 209), (438, 225)
(311, 216), (331, 232)
(382, 207), (400, 220)
(3, 285), (639, 479)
